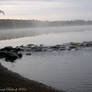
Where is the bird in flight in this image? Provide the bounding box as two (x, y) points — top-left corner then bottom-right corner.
(0, 10), (5, 15)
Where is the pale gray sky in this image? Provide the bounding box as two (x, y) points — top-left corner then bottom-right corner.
(0, 0), (92, 20)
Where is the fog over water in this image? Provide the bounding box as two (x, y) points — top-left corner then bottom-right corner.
(0, 25), (92, 47)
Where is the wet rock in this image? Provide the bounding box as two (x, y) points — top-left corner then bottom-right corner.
(0, 46), (23, 62)
(31, 46), (43, 52)
(26, 53), (32, 55)
(83, 42), (92, 47)
(0, 51), (7, 58)
(68, 46), (78, 50)
(27, 44), (35, 47)
(50, 45), (61, 50)
(0, 46), (14, 51)
(0, 51), (18, 61)
(59, 46), (66, 51)
(18, 53), (23, 58)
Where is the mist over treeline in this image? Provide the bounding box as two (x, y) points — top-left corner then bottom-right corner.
(0, 19), (92, 29)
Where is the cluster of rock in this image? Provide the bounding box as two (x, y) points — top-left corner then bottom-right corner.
(0, 46), (22, 62)
(21, 41), (92, 52)
(0, 41), (92, 62)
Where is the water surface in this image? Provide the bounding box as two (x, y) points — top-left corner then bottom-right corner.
(0, 25), (92, 92)
(1, 49), (92, 92)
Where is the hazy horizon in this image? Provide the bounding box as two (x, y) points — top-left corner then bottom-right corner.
(0, 0), (92, 20)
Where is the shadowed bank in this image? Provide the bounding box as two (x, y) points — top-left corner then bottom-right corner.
(0, 63), (64, 92)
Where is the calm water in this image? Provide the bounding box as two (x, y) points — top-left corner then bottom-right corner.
(0, 25), (92, 92)
(1, 50), (92, 92)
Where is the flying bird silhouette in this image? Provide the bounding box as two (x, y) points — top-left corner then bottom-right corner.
(0, 10), (5, 15)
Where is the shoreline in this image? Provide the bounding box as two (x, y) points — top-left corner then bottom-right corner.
(0, 63), (64, 92)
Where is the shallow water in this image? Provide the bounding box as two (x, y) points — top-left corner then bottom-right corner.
(0, 25), (92, 92)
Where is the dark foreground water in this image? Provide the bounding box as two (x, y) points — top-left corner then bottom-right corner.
(0, 25), (92, 92)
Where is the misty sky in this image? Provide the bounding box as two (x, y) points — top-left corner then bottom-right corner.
(0, 0), (92, 20)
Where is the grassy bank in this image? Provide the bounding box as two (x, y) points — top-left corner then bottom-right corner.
(0, 63), (64, 92)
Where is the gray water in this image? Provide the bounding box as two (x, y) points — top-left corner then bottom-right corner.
(1, 49), (92, 92)
(0, 25), (92, 92)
